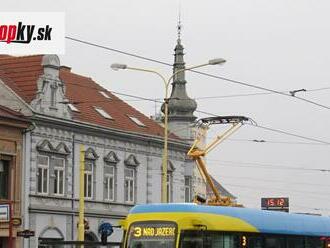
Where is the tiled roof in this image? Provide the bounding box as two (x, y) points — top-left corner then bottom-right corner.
(0, 55), (178, 139)
(0, 55), (43, 103)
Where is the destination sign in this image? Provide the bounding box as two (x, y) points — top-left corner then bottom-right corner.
(129, 222), (177, 240)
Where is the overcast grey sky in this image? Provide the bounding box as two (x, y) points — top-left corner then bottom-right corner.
(4, 0), (330, 215)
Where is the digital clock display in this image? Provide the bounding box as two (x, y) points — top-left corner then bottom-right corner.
(261, 197), (289, 209)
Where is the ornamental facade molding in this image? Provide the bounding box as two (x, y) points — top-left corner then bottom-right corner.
(124, 154), (140, 167)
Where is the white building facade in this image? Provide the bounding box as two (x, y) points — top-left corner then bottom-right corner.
(0, 54), (191, 247)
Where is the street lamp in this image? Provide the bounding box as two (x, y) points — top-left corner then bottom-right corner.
(111, 58), (226, 203)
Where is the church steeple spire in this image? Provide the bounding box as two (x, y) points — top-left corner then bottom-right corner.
(177, 11), (182, 40)
(161, 23), (197, 122)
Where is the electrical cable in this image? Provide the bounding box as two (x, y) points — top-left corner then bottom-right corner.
(206, 159), (330, 172)
(195, 86), (330, 100)
(66, 36), (330, 111)
(247, 123), (330, 145)
(213, 173), (330, 188)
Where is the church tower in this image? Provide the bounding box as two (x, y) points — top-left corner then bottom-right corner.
(161, 22), (197, 143)
(161, 22), (206, 202)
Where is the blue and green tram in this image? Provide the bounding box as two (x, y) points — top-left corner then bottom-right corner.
(120, 203), (330, 248)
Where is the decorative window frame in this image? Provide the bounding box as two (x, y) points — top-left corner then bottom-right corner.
(103, 151), (120, 202)
(53, 157), (65, 196)
(84, 160), (94, 199)
(85, 147), (99, 160)
(124, 154), (139, 167)
(37, 140), (71, 155)
(104, 151), (120, 164)
(36, 155), (50, 195)
(36, 140), (70, 196)
(84, 147), (98, 200)
(124, 154), (139, 203)
(104, 165), (115, 201)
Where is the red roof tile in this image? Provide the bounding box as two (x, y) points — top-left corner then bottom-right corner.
(0, 55), (43, 103)
(0, 55), (178, 139)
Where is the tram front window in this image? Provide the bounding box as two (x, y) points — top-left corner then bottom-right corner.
(127, 221), (177, 248)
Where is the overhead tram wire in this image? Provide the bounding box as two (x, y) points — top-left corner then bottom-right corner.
(65, 36), (171, 67)
(227, 138), (329, 146)
(143, 171), (329, 197)
(247, 124), (330, 145)
(224, 183), (330, 201)
(58, 72), (330, 103)
(206, 159), (330, 172)
(192, 108), (330, 145)
(188, 68), (330, 110)
(61, 79), (330, 146)
(211, 173), (330, 188)
(66, 36), (330, 111)
(194, 86), (330, 100)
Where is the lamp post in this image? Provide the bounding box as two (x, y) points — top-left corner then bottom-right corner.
(111, 58), (225, 203)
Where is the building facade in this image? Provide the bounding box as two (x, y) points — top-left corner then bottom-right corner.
(0, 54), (191, 247)
(0, 106), (30, 248)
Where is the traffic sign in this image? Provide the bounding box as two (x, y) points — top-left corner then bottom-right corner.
(17, 230), (35, 238)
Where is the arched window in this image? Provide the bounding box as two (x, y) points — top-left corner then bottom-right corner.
(84, 231), (99, 248)
(38, 226), (64, 248)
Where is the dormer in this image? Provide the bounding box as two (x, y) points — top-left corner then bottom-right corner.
(31, 55), (72, 119)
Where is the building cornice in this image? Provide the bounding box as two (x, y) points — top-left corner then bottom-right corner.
(29, 206), (128, 219)
(31, 113), (190, 152)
